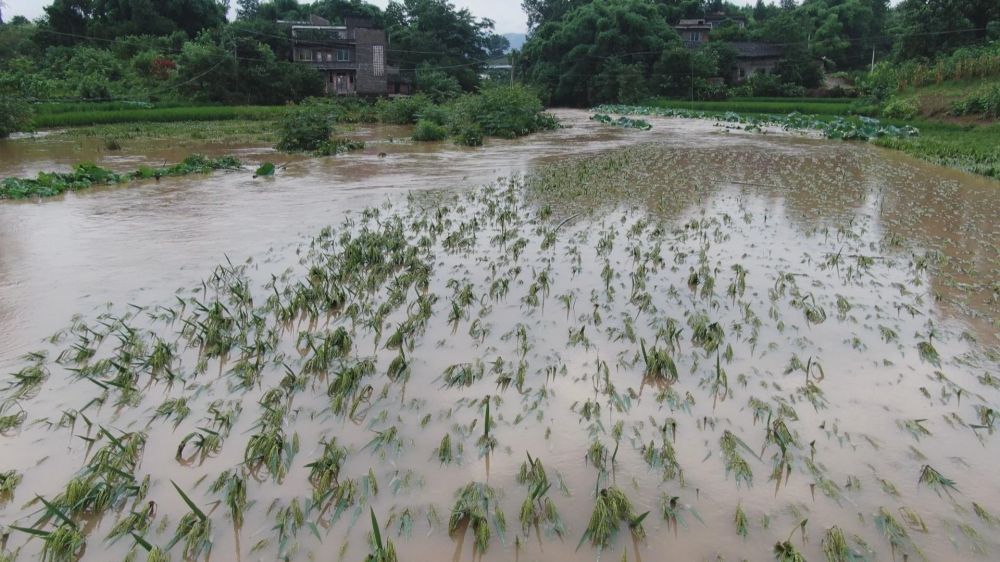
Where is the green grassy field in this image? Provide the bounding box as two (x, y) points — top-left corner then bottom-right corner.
(645, 97), (862, 116)
(31, 105), (287, 128)
(873, 121), (1000, 179)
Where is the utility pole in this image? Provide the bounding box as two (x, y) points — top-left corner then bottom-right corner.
(871, 47), (876, 72)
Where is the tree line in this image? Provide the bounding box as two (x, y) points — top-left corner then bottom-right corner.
(0, 0), (997, 108)
(518, 0), (1000, 106)
(0, 0), (510, 105)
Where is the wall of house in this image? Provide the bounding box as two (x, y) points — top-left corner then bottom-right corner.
(354, 28), (388, 96)
(733, 58), (781, 82)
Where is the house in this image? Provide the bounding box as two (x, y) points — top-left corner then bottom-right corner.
(281, 14), (405, 96)
(674, 19), (713, 48)
(672, 17), (784, 84)
(705, 13), (747, 30)
(729, 42), (784, 82)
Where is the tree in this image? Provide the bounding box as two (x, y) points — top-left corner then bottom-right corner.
(236, 0), (261, 20)
(521, 0), (587, 30)
(891, 0), (999, 59)
(385, 0), (494, 90)
(41, 0), (229, 42)
(484, 33), (510, 58)
(521, 0), (681, 106)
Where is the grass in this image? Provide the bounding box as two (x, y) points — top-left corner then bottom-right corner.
(872, 120), (1000, 179)
(55, 119), (280, 143)
(31, 105), (286, 129)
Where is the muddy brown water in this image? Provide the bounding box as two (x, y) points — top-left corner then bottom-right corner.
(0, 110), (998, 562)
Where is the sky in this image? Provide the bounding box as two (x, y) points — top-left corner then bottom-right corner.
(5, 1), (779, 34)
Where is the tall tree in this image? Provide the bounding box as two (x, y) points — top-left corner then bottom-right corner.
(521, 0), (587, 31)
(521, 0), (681, 106)
(385, 0), (494, 90)
(42, 0), (229, 41)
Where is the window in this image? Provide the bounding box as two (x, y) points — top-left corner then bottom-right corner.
(690, 32), (701, 42)
(326, 52), (333, 62)
(373, 45), (385, 77)
(337, 49), (350, 62)
(298, 49), (312, 61)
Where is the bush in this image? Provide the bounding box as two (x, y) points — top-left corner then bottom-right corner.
(0, 97), (33, 137)
(415, 65), (463, 104)
(446, 85), (557, 140)
(950, 83), (1000, 119)
(882, 97), (920, 120)
(276, 103), (333, 152)
(375, 95), (432, 124)
(452, 122), (483, 147)
(417, 104), (449, 126)
(412, 120), (447, 141)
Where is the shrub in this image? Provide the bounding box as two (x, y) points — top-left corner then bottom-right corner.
(950, 83), (1000, 119)
(882, 97), (919, 120)
(452, 122), (484, 147)
(375, 95), (432, 124)
(447, 85), (557, 140)
(0, 97), (32, 137)
(417, 104), (449, 126)
(415, 65), (463, 104)
(324, 98), (378, 123)
(276, 103), (333, 152)
(412, 120), (447, 142)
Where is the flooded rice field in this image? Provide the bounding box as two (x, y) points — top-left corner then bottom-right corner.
(0, 110), (998, 562)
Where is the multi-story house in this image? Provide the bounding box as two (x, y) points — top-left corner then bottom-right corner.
(281, 15), (406, 96)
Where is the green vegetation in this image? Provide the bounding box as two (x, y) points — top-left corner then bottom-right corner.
(597, 104), (918, 141)
(0, 0), (509, 133)
(276, 103), (335, 152)
(299, 85), (557, 147)
(0, 155), (243, 200)
(0, 96), (33, 137)
(581, 487), (646, 549)
(872, 121), (1000, 178)
(412, 120), (447, 142)
(591, 114), (653, 130)
(31, 105), (286, 129)
(646, 97), (861, 116)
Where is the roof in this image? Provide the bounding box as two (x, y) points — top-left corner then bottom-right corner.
(729, 42), (784, 59)
(677, 19), (710, 27)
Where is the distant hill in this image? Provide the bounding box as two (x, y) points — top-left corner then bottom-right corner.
(503, 33), (527, 52)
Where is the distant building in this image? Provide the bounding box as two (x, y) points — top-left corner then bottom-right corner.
(705, 13), (747, 30)
(672, 16), (783, 83)
(675, 19), (713, 48)
(729, 42), (784, 82)
(281, 15), (410, 96)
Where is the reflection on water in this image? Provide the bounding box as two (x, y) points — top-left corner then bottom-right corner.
(0, 110), (997, 562)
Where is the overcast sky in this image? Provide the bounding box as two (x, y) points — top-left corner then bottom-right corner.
(5, 1), (775, 34)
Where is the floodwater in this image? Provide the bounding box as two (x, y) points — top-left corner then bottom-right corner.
(0, 110), (998, 562)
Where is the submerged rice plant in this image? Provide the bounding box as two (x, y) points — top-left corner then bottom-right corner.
(580, 487), (647, 550)
(448, 482), (506, 555)
(365, 508), (398, 562)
